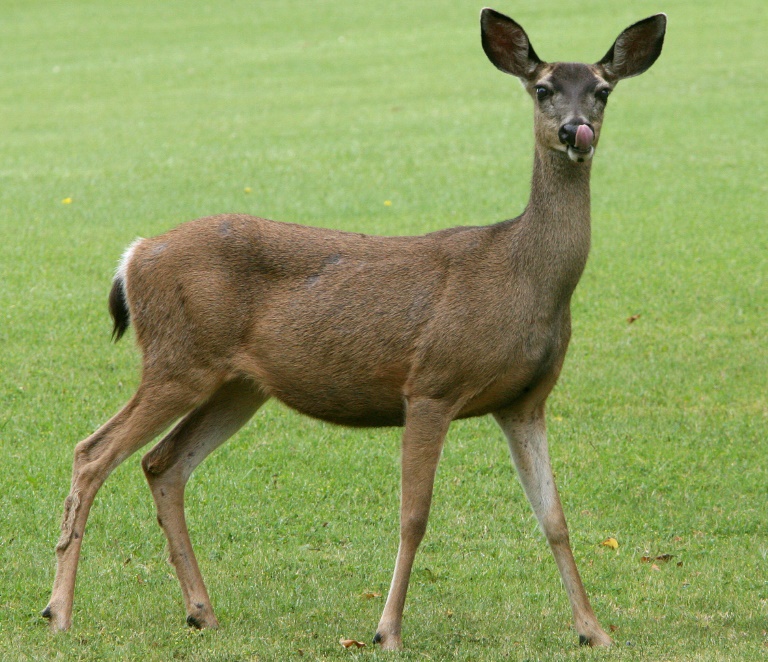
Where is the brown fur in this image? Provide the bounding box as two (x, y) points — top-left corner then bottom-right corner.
(44, 9), (666, 650)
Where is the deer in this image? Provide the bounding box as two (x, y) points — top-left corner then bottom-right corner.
(43, 8), (666, 650)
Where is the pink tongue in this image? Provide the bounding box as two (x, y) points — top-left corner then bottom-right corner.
(575, 124), (594, 150)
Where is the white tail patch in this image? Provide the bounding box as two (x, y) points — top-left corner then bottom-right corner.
(115, 238), (144, 285)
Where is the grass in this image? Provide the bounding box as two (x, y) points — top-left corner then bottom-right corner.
(0, 0), (766, 660)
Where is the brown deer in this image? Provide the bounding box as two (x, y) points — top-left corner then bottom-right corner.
(43, 8), (666, 649)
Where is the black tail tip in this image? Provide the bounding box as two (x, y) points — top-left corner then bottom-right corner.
(108, 277), (130, 342)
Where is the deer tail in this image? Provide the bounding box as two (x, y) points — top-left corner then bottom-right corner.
(109, 276), (130, 342)
(109, 238), (142, 342)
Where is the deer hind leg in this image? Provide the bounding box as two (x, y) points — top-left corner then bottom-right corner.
(374, 397), (454, 651)
(44, 379), (203, 631)
(494, 406), (612, 647)
(141, 377), (267, 629)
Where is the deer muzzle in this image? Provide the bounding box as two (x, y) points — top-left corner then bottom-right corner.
(559, 123), (595, 163)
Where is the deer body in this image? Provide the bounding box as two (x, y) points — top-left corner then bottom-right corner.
(44, 9), (666, 650)
(125, 170), (586, 428)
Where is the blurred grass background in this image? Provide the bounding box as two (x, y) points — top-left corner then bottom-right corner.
(0, 0), (765, 659)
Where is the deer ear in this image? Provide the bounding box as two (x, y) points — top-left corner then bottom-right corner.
(598, 14), (667, 81)
(481, 8), (542, 81)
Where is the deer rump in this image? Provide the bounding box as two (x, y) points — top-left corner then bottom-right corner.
(116, 213), (565, 428)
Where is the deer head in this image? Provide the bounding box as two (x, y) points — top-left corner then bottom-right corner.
(481, 9), (666, 163)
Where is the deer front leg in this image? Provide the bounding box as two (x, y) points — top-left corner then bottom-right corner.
(374, 398), (453, 651)
(494, 406), (612, 647)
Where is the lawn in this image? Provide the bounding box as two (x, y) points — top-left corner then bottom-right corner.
(0, 0), (766, 660)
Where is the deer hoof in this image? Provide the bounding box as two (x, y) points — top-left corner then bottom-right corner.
(578, 631), (612, 647)
(186, 606), (219, 630)
(373, 630), (403, 651)
(42, 604), (71, 632)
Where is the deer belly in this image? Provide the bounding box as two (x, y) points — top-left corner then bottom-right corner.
(260, 358), (408, 428)
(271, 382), (406, 427)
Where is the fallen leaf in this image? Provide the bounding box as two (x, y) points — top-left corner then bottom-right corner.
(651, 564), (661, 571)
(360, 592), (382, 599)
(627, 314), (641, 324)
(609, 624), (619, 633)
(601, 537), (619, 550)
(340, 638), (366, 649)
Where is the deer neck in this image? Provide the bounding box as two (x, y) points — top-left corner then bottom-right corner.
(515, 145), (593, 297)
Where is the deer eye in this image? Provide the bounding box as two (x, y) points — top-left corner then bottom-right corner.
(596, 88), (611, 103)
(535, 86), (551, 101)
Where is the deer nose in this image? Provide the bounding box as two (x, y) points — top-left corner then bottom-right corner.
(558, 123), (594, 149)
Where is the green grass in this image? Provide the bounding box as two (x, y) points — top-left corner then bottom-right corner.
(1, 0), (766, 660)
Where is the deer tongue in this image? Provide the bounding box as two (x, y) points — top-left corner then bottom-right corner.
(575, 124), (594, 151)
